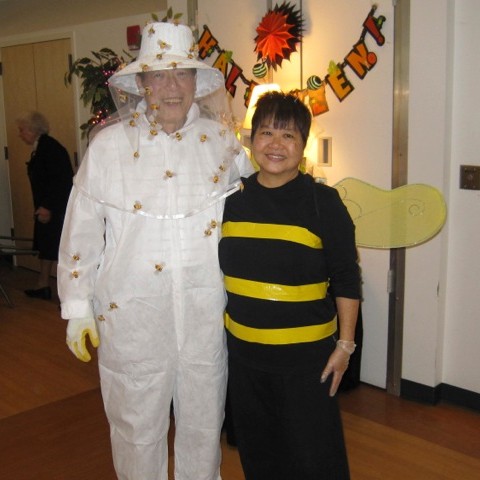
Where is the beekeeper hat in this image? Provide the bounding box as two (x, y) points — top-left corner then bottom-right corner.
(109, 22), (224, 98)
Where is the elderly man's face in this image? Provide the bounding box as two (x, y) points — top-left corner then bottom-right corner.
(137, 68), (196, 134)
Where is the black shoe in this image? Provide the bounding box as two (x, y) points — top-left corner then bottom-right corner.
(24, 286), (52, 300)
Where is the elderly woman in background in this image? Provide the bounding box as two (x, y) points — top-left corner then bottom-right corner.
(16, 111), (73, 300)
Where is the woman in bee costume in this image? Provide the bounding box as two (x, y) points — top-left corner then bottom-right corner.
(57, 22), (253, 480)
(219, 92), (361, 479)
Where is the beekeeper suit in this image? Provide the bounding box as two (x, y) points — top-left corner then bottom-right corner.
(57, 22), (253, 480)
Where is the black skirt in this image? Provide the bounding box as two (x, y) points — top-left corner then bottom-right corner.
(228, 356), (350, 480)
(33, 213), (64, 260)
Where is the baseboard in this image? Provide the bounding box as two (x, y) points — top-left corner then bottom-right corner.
(400, 379), (440, 404)
(400, 379), (480, 412)
(440, 383), (480, 411)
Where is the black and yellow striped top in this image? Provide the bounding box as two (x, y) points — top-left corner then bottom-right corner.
(219, 173), (361, 372)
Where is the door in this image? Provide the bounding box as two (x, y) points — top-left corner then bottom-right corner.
(2, 38), (76, 272)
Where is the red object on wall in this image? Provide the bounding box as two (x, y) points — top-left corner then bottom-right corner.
(127, 25), (141, 50)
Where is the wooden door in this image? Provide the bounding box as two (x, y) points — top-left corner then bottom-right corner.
(33, 40), (77, 167)
(2, 39), (76, 272)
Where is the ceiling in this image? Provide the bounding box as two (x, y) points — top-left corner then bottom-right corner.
(0, 0), (165, 38)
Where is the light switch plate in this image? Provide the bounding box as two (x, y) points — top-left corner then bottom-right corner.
(460, 165), (480, 190)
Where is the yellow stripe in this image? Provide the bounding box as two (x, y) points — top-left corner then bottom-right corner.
(225, 313), (337, 345)
(224, 275), (328, 302)
(222, 222), (322, 249)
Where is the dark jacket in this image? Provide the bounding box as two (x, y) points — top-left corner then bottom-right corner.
(27, 133), (73, 215)
(27, 133), (73, 259)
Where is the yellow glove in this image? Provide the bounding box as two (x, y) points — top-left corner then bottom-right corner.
(66, 317), (100, 362)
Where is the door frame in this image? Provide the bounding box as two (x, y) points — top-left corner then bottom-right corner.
(387, 0), (410, 395)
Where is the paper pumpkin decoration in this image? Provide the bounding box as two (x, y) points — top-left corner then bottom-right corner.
(254, 1), (304, 70)
(333, 178), (447, 248)
(306, 85), (329, 115)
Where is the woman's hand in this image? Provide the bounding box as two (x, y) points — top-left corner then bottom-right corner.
(35, 206), (52, 224)
(320, 347), (351, 397)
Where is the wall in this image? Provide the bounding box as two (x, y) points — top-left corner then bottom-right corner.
(442, 0), (480, 394)
(444, 0), (478, 393)
(403, 0), (451, 389)
(402, 0), (480, 399)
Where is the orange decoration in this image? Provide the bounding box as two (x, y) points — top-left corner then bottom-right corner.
(254, 2), (304, 70)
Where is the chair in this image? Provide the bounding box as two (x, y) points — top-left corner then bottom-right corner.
(0, 236), (38, 308)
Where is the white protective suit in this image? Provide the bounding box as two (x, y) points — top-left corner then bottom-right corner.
(58, 101), (253, 480)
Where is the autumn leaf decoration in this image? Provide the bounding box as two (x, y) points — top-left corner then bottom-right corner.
(254, 1), (304, 71)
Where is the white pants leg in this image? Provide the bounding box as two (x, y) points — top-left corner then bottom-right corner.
(173, 355), (227, 480)
(99, 363), (175, 480)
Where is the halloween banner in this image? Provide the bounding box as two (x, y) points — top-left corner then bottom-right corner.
(197, 4), (386, 116)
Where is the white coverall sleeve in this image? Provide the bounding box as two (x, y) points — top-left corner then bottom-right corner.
(57, 176), (107, 320)
(232, 144), (255, 180)
(57, 182), (106, 362)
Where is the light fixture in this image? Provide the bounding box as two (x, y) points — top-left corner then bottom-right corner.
(242, 83), (282, 134)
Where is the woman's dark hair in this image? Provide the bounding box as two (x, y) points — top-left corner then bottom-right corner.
(250, 91), (312, 146)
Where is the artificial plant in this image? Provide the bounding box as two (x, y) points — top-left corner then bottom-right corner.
(64, 48), (132, 139)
